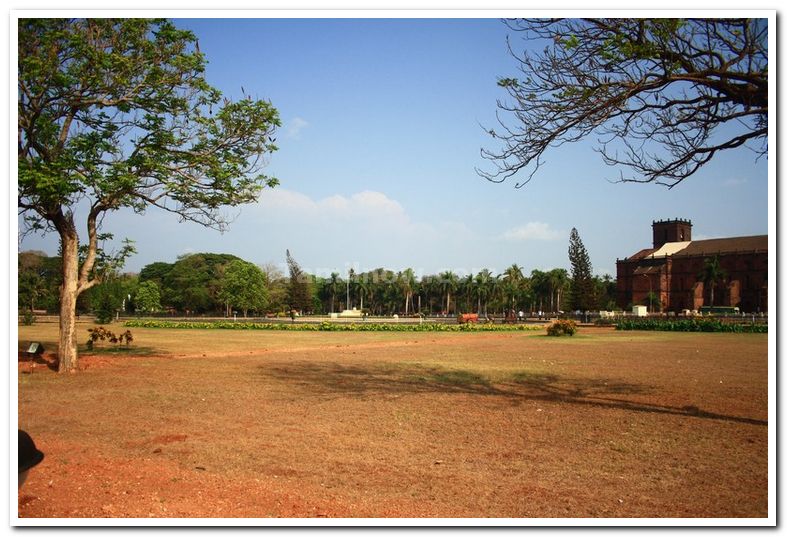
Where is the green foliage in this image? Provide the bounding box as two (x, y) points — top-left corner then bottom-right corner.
(139, 253), (243, 313)
(697, 256), (728, 308)
(568, 228), (596, 312)
(18, 251), (61, 313)
(124, 319), (545, 333)
(546, 319), (578, 336)
(92, 283), (122, 324)
(21, 310), (36, 325)
(286, 250), (312, 313)
(615, 319), (767, 333)
(218, 259), (268, 316)
(135, 280), (162, 314)
(86, 326), (133, 350)
(19, 19), (280, 233)
(18, 18), (280, 368)
(129, 254), (606, 320)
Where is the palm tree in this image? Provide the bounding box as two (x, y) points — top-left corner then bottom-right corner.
(420, 275), (437, 314)
(328, 272), (340, 313)
(459, 274), (475, 313)
(475, 269), (495, 315)
(399, 268), (416, 315)
(547, 268), (569, 313)
(529, 269), (549, 313)
(356, 274), (370, 312)
(698, 256), (727, 308)
(438, 271), (459, 315)
(502, 264), (524, 311)
(347, 268), (356, 310)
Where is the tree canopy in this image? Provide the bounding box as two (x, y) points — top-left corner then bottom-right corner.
(218, 259), (268, 317)
(19, 18), (280, 235)
(480, 18), (768, 188)
(18, 18), (280, 371)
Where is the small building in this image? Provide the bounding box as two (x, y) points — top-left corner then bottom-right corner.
(616, 219), (768, 313)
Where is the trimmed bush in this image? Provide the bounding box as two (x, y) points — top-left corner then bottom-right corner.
(546, 319), (577, 337)
(615, 318), (767, 333)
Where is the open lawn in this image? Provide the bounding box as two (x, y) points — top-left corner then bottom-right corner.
(17, 321), (769, 519)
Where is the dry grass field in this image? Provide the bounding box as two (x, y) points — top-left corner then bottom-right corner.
(17, 321), (769, 519)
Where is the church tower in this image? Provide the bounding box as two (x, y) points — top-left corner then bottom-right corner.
(652, 218), (692, 248)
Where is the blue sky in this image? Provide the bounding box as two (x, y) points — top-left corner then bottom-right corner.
(18, 17), (771, 280)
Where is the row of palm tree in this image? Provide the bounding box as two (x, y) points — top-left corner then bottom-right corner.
(316, 265), (576, 317)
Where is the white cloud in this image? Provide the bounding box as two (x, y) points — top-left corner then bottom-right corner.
(285, 117), (309, 139)
(500, 222), (563, 241)
(258, 189), (410, 226)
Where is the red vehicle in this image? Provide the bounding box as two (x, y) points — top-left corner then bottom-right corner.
(457, 313), (479, 324)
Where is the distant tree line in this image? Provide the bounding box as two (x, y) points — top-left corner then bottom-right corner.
(18, 250), (619, 320)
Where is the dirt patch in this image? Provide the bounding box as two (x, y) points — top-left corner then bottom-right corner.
(17, 330), (769, 519)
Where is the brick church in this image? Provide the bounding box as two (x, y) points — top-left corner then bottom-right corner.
(616, 219), (768, 313)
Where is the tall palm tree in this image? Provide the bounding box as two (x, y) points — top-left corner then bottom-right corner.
(698, 256), (727, 308)
(475, 269), (495, 315)
(347, 268), (356, 310)
(529, 269), (549, 313)
(502, 264), (524, 311)
(399, 268), (416, 315)
(460, 274), (474, 313)
(328, 272), (340, 313)
(356, 274), (370, 312)
(420, 275), (436, 314)
(547, 268), (569, 313)
(439, 271), (458, 315)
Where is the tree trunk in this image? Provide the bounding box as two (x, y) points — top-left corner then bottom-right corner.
(58, 229), (80, 373)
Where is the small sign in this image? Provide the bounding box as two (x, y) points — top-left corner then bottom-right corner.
(26, 342), (44, 355)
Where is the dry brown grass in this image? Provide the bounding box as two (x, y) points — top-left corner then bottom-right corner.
(17, 322), (768, 519)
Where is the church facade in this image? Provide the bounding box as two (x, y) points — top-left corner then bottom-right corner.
(616, 219), (768, 313)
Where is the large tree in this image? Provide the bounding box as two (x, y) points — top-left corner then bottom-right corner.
(481, 18), (768, 188)
(568, 228), (596, 313)
(218, 259), (268, 317)
(285, 250), (312, 314)
(18, 19), (280, 372)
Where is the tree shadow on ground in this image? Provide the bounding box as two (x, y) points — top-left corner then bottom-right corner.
(260, 362), (766, 427)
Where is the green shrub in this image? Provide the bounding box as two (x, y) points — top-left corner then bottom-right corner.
(615, 318), (766, 333)
(86, 327), (133, 350)
(21, 310), (36, 326)
(123, 319), (546, 333)
(546, 319), (577, 336)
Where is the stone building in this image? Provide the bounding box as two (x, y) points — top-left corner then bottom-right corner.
(616, 219), (768, 313)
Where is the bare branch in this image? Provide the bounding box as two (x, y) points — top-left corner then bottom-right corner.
(481, 18), (768, 187)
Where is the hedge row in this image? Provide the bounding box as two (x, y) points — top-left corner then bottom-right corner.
(615, 318), (767, 333)
(123, 320), (545, 333)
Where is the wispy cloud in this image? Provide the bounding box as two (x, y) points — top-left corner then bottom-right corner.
(723, 177), (748, 187)
(285, 117), (309, 139)
(500, 222), (563, 241)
